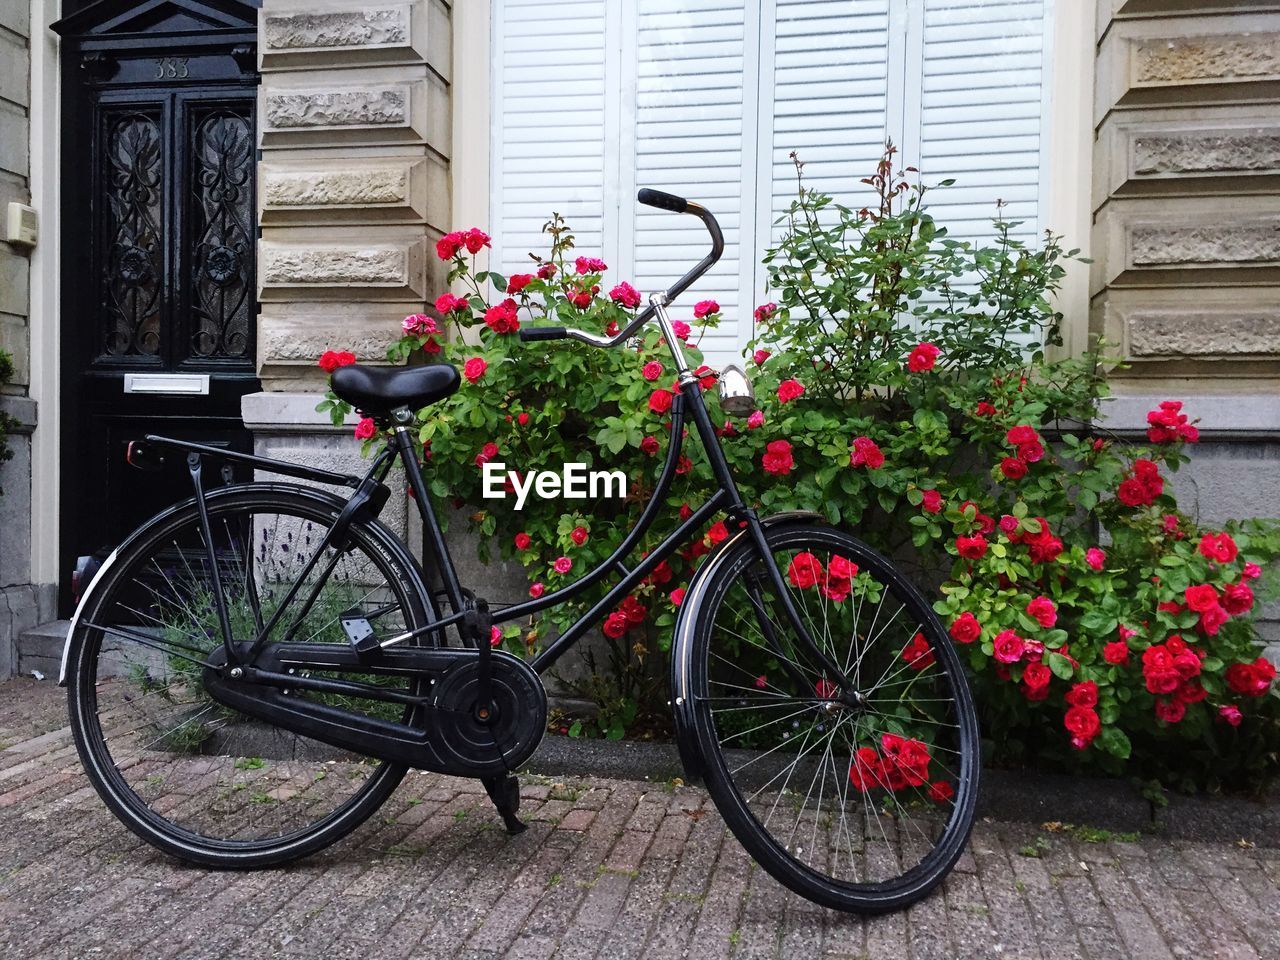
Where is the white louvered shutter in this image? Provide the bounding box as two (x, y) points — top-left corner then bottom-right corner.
(912, 0), (1049, 245)
(627, 0), (753, 364)
(490, 0), (611, 276)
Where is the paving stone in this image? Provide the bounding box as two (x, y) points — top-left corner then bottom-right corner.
(0, 679), (1274, 960)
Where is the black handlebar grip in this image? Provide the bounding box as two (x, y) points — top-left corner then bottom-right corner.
(637, 188), (689, 214)
(518, 326), (568, 343)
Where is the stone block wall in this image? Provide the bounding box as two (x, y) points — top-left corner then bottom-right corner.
(0, 2), (51, 676)
(249, 0), (452, 540)
(1092, 2), (1280, 661)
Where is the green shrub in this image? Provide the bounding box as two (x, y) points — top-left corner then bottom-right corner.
(322, 148), (1280, 790)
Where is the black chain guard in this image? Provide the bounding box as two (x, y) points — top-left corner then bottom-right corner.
(433, 657), (547, 774)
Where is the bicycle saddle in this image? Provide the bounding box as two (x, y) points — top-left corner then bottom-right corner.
(331, 362), (460, 414)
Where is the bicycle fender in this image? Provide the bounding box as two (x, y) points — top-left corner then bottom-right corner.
(668, 510), (824, 782)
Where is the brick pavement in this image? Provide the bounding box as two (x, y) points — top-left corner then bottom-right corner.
(0, 677), (1275, 960)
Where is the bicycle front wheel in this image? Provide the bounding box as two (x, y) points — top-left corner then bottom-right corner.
(66, 484), (432, 868)
(681, 522), (979, 913)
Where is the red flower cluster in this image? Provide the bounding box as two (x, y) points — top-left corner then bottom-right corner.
(906, 342), (940, 373)
(318, 350), (356, 373)
(434, 293), (469, 315)
(1117, 459), (1163, 507)
(785, 552), (857, 601)
(484, 298), (521, 334)
(1184, 583), (1230, 636)
(1008, 517), (1064, 565)
(436, 227), (490, 260)
(949, 612), (981, 644)
(693, 299), (719, 319)
(574, 256), (607, 274)
(1198, 532), (1238, 564)
(762, 439), (794, 476)
(1141, 635), (1202, 696)
(1064, 681), (1100, 749)
(849, 733), (935, 793)
(901, 632), (934, 671)
(1226, 657), (1276, 697)
(999, 425), (1044, 481)
(955, 534), (988, 560)
(850, 435), (885, 469)
(754, 302), (777, 324)
(603, 594), (647, 638)
(609, 281), (640, 308)
(1146, 400), (1199, 444)
(507, 273), (534, 294)
(777, 379), (805, 403)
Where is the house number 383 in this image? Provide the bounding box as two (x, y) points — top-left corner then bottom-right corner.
(153, 57), (189, 79)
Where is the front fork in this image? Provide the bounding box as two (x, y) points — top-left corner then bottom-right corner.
(660, 303), (848, 692)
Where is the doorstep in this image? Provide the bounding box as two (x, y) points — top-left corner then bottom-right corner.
(15, 620), (68, 681)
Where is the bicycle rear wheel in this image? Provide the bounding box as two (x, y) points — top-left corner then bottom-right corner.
(66, 484), (432, 868)
(679, 522), (979, 912)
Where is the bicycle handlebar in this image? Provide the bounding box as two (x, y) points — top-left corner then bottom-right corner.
(517, 189), (723, 346)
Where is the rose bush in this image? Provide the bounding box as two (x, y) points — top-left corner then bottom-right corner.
(320, 149), (1280, 787)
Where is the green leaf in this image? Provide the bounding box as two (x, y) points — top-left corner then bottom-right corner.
(1097, 726), (1131, 760)
(1047, 652), (1074, 681)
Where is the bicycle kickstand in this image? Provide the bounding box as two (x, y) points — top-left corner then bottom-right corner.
(482, 775), (527, 835)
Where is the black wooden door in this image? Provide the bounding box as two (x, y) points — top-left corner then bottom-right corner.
(55, 1), (261, 610)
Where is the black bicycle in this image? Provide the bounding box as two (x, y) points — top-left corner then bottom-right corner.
(62, 190), (979, 913)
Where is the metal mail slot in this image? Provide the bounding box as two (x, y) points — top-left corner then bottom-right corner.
(123, 373), (210, 395)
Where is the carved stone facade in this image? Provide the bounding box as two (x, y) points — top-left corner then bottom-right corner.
(254, 0), (450, 390)
(1092, 4), (1280, 388)
(248, 0), (452, 541)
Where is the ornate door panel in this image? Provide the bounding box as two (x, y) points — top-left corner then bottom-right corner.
(54, 0), (261, 611)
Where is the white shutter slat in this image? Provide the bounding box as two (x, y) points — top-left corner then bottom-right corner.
(491, 1), (610, 275)
(916, 0), (1047, 246)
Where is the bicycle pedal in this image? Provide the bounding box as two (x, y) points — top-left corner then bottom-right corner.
(340, 610), (380, 656)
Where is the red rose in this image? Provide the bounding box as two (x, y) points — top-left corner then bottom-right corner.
(1226, 658), (1276, 696)
(619, 595), (646, 625)
(1219, 704), (1243, 726)
(1063, 706), (1100, 742)
(484, 298), (521, 334)
(1023, 661), (1052, 693)
(1017, 441), (1044, 463)
(1142, 646), (1181, 695)
(1064, 681), (1098, 708)
(920, 489), (943, 514)
(602, 611), (629, 638)
(693, 299), (719, 318)
(353, 417), (377, 440)
(693, 365), (718, 390)
(506, 273), (534, 295)
(435, 231), (464, 260)
(901, 633), (934, 671)
(949, 612), (981, 644)
(1103, 640), (1130, 665)
(1198, 532), (1238, 564)
(318, 350), (356, 373)
(993, 630), (1024, 664)
(1222, 581), (1254, 615)
(570, 526), (589, 546)
(514, 532), (532, 550)
(574, 256), (607, 274)
(753, 349), (770, 366)
(463, 356), (487, 384)
(1026, 596), (1057, 629)
(670, 587), (685, 607)
(1000, 457), (1027, 480)
(787, 552), (825, 590)
(956, 535), (988, 560)
(1155, 699), (1185, 724)
(642, 361), (663, 382)
(777, 379), (805, 403)
(553, 556), (572, 575)
(906, 342), (940, 373)
(975, 401), (997, 417)
(762, 439), (794, 476)
(928, 780), (954, 804)
(648, 389), (673, 414)
(517, 412), (529, 426)
(850, 436), (885, 470)
(640, 435), (660, 456)
(462, 227), (491, 254)
(1085, 548), (1106, 571)
(528, 582), (544, 598)
(754, 302), (777, 323)
(609, 281), (640, 308)
(1198, 603), (1229, 636)
(537, 263), (556, 279)
(672, 320), (691, 341)
(1006, 425), (1039, 446)
(1183, 584), (1219, 613)
(1174, 679), (1208, 705)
